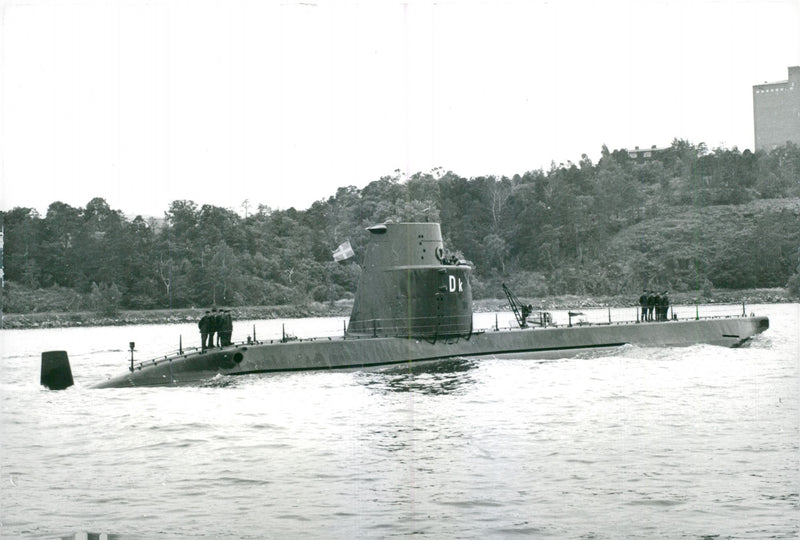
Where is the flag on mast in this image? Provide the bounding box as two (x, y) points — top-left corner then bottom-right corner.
(332, 240), (354, 262)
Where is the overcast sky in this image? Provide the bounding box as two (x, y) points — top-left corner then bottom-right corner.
(1, 0), (799, 218)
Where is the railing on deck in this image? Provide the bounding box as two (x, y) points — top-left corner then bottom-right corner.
(126, 302), (757, 371)
(485, 301), (757, 332)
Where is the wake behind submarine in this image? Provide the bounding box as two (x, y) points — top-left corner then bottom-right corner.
(41, 222), (770, 389)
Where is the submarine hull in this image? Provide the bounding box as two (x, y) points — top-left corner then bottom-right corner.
(93, 315), (769, 388)
(85, 222), (770, 389)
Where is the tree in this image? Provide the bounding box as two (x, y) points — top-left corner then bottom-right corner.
(483, 233), (509, 274)
(41, 202), (82, 287)
(1, 208), (42, 287)
(90, 281), (123, 316)
(596, 158), (640, 223)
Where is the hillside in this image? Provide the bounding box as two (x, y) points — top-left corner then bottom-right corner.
(2, 140), (799, 315)
(605, 198), (800, 292)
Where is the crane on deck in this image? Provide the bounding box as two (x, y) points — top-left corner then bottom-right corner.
(502, 283), (553, 329)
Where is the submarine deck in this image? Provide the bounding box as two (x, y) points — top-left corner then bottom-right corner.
(92, 312), (769, 388)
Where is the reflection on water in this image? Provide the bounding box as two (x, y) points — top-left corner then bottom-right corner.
(359, 358), (479, 395)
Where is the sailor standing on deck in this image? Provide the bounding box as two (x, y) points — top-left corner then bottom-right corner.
(214, 309), (225, 347)
(661, 291), (670, 321)
(221, 310), (233, 346)
(208, 308), (218, 348)
(647, 291), (656, 321)
(199, 311), (211, 350)
(639, 289), (648, 322)
(653, 291), (662, 321)
(654, 293), (663, 321)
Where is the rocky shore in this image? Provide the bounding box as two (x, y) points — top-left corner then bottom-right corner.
(1, 288), (791, 330)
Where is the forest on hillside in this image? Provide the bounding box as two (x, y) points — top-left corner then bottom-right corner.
(3, 139), (800, 314)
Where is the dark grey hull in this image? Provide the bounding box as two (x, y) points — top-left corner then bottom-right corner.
(93, 315), (769, 388)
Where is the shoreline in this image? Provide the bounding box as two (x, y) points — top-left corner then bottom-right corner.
(1, 288), (791, 330)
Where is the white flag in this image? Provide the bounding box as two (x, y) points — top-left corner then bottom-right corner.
(332, 240), (354, 262)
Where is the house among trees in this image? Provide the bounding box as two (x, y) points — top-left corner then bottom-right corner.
(626, 145), (669, 162)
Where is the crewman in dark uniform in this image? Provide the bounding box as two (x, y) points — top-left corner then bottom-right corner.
(221, 310), (233, 346)
(639, 289), (648, 322)
(646, 291), (656, 321)
(199, 311), (211, 350)
(661, 291), (670, 321)
(214, 308), (225, 347)
(208, 308), (218, 349)
(655, 293), (663, 321)
(653, 293), (663, 321)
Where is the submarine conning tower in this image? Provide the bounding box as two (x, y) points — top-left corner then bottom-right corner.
(347, 222), (473, 338)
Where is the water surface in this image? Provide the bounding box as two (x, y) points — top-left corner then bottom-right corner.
(1, 305), (798, 538)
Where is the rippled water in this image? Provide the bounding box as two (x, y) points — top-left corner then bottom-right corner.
(1, 305), (798, 539)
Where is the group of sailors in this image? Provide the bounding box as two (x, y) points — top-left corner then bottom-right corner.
(198, 308), (234, 350)
(638, 290), (671, 322)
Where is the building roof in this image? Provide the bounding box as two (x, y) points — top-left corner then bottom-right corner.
(753, 65), (799, 89)
(626, 145), (670, 154)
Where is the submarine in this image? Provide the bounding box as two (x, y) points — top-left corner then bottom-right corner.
(41, 222), (769, 389)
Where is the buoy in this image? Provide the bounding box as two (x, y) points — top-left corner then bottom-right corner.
(40, 350), (74, 390)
